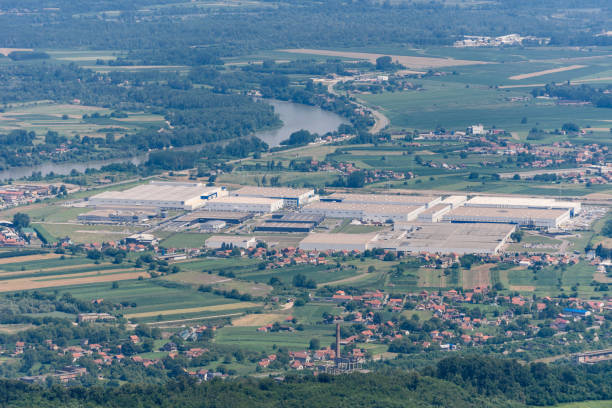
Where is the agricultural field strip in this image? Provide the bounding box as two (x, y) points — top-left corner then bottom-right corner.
(33, 268), (142, 281)
(0, 267), (140, 283)
(509, 65), (587, 80)
(0, 253), (63, 264)
(125, 302), (262, 318)
(0, 271), (149, 292)
(280, 49), (490, 69)
(0, 263), (125, 279)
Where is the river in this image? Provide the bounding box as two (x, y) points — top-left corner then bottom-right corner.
(0, 100), (346, 181)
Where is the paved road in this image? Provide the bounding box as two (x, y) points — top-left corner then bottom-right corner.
(324, 79), (389, 134)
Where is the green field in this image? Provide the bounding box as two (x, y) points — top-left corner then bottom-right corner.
(34, 222), (139, 244)
(352, 46), (612, 135)
(504, 261), (598, 297)
(160, 233), (211, 249)
(37, 279), (249, 320)
(0, 101), (165, 141)
(214, 324), (336, 352)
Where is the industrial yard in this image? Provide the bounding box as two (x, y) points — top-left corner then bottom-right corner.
(72, 181), (590, 257)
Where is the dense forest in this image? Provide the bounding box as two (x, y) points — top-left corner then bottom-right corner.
(0, 357), (609, 407)
(0, 0), (611, 52)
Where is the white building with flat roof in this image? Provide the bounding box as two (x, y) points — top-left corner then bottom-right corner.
(443, 206), (570, 229)
(391, 223), (515, 255)
(301, 201), (424, 223)
(465, 196), (581, 216)
(89, 182), (226, 210)
(205, 196), (284, 213)
(231, 186), (316, 207)
(205, 235), (256, 249)
(440, 195), (467, 209)
(299, 232), (379, 252)
(416, 204), (451, 222)
(323, 193), (441, 208)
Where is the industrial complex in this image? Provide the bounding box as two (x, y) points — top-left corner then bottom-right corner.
(82, 182), (583, 255)
(88, 182), (227, 210)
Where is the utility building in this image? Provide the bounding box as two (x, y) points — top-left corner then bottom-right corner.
(205, 235), (257, 249)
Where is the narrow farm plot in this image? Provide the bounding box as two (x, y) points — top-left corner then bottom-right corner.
(125, 302), (262, 319)
(509, 65), (587, 80)
(231, 313), (288, 327)
(0, 253), (63, 265)
(281, 49), (489, 69)
(418, 268), (446, 288)
(462, 264), (492, 289)
(0, 270), (149, 292)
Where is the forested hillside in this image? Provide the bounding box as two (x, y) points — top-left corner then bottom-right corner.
(0, 357), (609, 407)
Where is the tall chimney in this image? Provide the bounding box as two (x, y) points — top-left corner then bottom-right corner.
(336, 323), (341, 361)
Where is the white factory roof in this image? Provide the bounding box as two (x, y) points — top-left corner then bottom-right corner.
(465, 196), (579, 211)
(91, 182), (218, 202)
(446, 206), (569, 219)
(210, 196), (282, 205)
(418, 204), (450, 216)
(299, 232), (379, 246)
(327, 193), (439, 205)
(440, 195), (467, 208)
(391, 223), (516, 254)
(232, 186), (314, 198)
(304, 201), (422, 215)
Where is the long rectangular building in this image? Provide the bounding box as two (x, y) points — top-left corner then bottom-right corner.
(77, 209), (156, 224)
(389, 223), (516, 255)
(465, 196), (581, 215)
(322, 193), (441, 208)
(442, 206), (570, 228)
(174, 211), (253, 225)
(299, 232), (379, 252)
(231, 186), (316, 207)
(205, 196), (284, 213)
(89, 182), (227, 210)
(301, 201), (424, 222)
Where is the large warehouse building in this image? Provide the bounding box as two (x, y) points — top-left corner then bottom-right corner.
(416, 204), (451, 222)
(465, 196), (581, 216)
(391, 223), (516, 254)
(301, 201), (424, 222)
(231, 186), (317, 208)
(442, 206), (571, 228)
(322, 193), (441, 208)
(204, 196), (284, 213)
(89, 182), (227, 210)
(299, 232), (379, 252)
